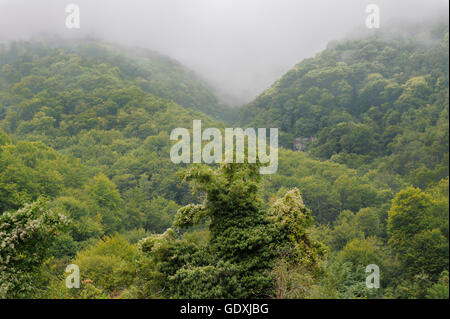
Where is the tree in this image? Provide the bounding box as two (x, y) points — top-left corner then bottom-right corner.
(138, 163), (326, 298)
(426, 270), (449, 299)
(388, 187), (449, 278)
(0, 199), (68, 298)
(67, 235), (138, 298)
(354, 207), (381, 238)
(86, 174), (123, 234)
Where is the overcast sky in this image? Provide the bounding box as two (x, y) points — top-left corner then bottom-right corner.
(0, 0), (448, 105)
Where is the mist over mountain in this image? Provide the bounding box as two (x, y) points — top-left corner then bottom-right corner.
(1, 0), (448, 105)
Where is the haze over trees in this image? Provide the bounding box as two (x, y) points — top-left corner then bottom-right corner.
(0, 21), (448, 299)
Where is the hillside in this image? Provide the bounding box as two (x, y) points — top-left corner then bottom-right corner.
(0, 40), (225, 119)
(238, 24), (449, 187)
(0, 41), (223, 234)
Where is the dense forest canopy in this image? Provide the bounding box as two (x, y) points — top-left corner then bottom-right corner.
(0, 21), (448, 299)
(238, 23), (449, 188)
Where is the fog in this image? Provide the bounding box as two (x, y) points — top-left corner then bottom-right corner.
(0, 0), (448, 105)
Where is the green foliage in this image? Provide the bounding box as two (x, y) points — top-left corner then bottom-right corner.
(426, 270), (449, 299)
(0, 199), (68, 298)
(136, 163), (326, 298)
(269, 189), (326, 273)
(85, 174), (123, 234)
(0, 132), (86, 212)
(65, 235), (138, 298)
(261, 149), (393, 224)
(388, 186), (449, 278)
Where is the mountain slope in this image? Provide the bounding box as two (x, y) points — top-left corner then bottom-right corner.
(0, 40), (225, 119)
(237, 24), (449, 187)
(0, 41), (223, 235)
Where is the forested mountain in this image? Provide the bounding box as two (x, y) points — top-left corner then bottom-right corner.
(0, 22), (448, 299)
(0, 41), (225, 119)
(238, 24), (449, 188)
